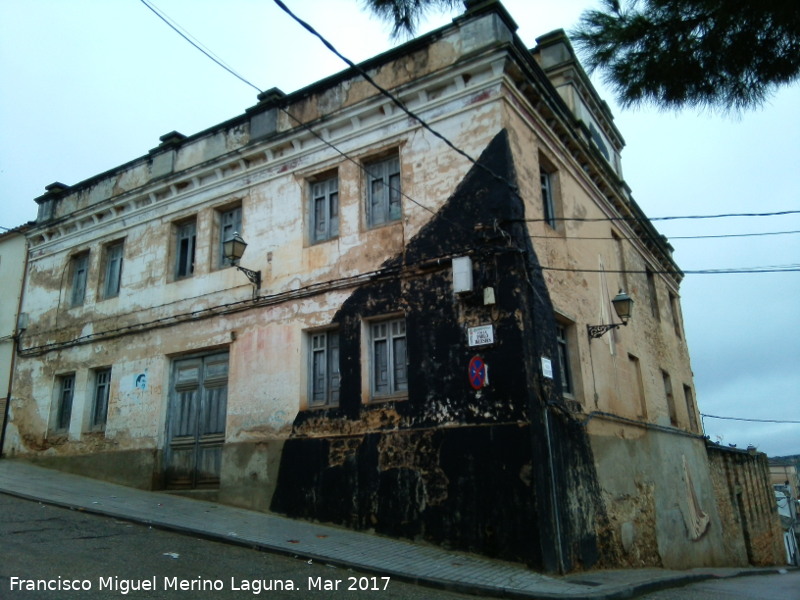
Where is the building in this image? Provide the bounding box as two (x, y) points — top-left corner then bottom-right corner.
(770, 457), (800, 563)
(3, 0), (784, 572)
(770, 459), (800, 505)
(0, 225), (29, 454)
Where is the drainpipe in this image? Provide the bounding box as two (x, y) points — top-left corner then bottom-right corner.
(543, 403), (566, 573)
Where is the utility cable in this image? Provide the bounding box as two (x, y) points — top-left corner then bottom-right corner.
(271, 0), (519, 194)
(269, 0), (800, 270)
(701, 413), (800, 424)
(139, 0), (262, 94)
(139, 1), (796, 277)
(541, 265), (800, 275)
(529, 230), (800, 242)
(139, 0), (477, 236)
(517, 209), (800, 224)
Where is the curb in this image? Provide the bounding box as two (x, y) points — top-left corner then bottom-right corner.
(0, 465), (794, 600)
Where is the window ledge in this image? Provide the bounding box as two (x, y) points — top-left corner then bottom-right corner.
(368, 394), (408, 403)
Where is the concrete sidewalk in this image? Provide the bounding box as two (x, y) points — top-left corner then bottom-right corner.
(0, 460), (784, 599)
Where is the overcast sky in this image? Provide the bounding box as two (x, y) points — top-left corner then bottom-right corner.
(1, 1), (798, 456)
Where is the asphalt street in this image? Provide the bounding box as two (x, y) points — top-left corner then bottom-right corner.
(2, 490), (796, 600)
(637, 569), (800, 600)
(0, 493), (473, 600)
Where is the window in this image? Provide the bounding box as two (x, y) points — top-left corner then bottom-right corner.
(684, 385), (698, 432)
(219, 206), (242, 268)
(555, 324), (574, 396)
(175, 219), (196, 279)
(102, 241), (124, 299)
(54, 374), (75, 432)
(371, 318), (407, 398)
(310, 175), (339, 243)
(662, 370), (677, 426)
(91, 368), (112, 431)
(646, 268), (660, 320)
(540, 168), (557, 228)
(628, 353), (647, 418)
(70, 252), (89, 307)
(309, 331), (340, 407)
(612, 231), (628, 291)
(366, 155), (401, 227)
(669, 292), (682, 338)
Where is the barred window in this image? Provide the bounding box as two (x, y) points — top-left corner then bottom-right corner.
(365, 156), (401, 228)
(91, 368), (112, 430)
(310, 176), (339, 243)
(371, 318), (407, 398)
(309, 331), (340, 407)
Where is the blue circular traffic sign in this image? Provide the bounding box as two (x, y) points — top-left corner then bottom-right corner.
(468, 356), (486, 390)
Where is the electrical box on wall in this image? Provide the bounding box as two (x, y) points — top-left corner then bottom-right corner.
(452, 256), (473, 294)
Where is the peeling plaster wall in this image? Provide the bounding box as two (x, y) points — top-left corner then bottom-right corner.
(588, 420), (737, 568)
(6, 0), (751, 573)
(502, 97), (696, 432)
(12, 8), (514, 472)
(271, 131), (609, 572)
(497, 74), (721, 569)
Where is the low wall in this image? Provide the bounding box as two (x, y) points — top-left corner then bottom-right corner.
(707, 445), (784, 566)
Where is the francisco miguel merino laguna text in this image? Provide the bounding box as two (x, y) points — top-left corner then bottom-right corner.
(10, 576), (296, 594)
(9, 575), (392, 594)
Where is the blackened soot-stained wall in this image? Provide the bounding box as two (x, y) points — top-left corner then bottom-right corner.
(271, 131), (610, 572)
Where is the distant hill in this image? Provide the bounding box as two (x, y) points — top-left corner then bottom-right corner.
(770, 454), (800, 464)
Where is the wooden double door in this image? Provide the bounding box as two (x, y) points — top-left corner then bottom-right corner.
(165, 352), (229, 489)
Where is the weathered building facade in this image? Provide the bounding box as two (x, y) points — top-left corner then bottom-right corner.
(3, 1), (783, 572)
(0, 226), (29, 454)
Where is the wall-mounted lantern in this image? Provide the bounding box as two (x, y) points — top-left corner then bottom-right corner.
(223, 232), (261, 291)
(587, 290), (634, 339)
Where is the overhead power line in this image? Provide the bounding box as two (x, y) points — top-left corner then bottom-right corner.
(139, 1), (797, 278)
(702, 413), (800, 424)
(141, 0), (474, 236)
(270, 0), (488, 179)
(139, 0), (261, 93)
(541, 265), (800, 275)
(519, 209), (800, 225)
(530, 230), (800, 242)
(653, 210), (800, 221)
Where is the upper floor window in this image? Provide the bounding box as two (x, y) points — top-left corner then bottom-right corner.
(365, 155), (401, 228)
(683, 384), (698, 433)
(309, 330), (340, 407)
(101, 241), (124, 299)
(310, 175), (339, 243)
(219, 206), (242, 268)
(371, 318), (407, 399)
(628, 353), (647, 419)
(175, 219), (196, 279)
(611, 230), (628, 291)
(669, 292), (682, 338)
(646, 268), (660, 320)
(662, 369), (677, 426)
(540, 168), (557, 228)
(70, 252), (90, 307)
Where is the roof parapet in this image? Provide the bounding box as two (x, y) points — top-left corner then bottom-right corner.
(247, 87), (286, 141)
(462, 0), (518, 33)
(34, 182), (71, 223)
(149, 130), (187, 179)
